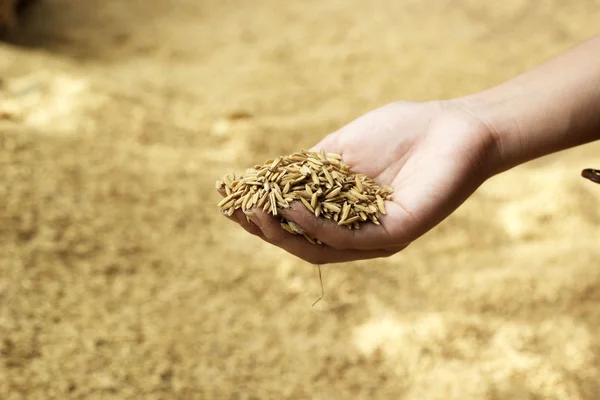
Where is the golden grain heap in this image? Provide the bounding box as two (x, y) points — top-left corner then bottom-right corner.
(216, 150), (393, 244)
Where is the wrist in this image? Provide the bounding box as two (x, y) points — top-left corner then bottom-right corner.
(459, 81), (600, 176)
(457, 35), (600, 175)
(456, 84), (530, 176)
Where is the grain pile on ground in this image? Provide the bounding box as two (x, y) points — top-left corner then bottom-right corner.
(216, 150), (393, 244)
(2, 1), (600, 399)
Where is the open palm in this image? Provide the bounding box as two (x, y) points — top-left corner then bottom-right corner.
(231, 100), (498, 264)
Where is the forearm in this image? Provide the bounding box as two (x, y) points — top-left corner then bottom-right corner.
(463, 34), (600, 175)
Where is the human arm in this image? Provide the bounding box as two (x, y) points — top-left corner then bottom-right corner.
(460, 34), (600, 175)
(228, 34), (600, 264)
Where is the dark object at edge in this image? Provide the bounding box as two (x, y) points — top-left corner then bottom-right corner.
(15, 0), (37, 12)
(582, 168), (600, 184)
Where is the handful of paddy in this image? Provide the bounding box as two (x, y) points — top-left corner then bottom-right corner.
(216, 149), (393, 244)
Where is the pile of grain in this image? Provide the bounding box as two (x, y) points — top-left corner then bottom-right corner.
(215, 150), (393, 244)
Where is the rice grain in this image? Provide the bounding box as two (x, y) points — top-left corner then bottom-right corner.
(216, 150), (393, 245)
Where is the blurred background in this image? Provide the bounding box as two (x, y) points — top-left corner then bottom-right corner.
(1, 0), (600, 399)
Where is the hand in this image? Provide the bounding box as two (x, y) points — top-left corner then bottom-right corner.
(222, 99), (500, 264)
(223, 35), (600, 265)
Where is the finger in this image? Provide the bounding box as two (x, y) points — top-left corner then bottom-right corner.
(308, 130), (342, 155)
(277, 200), (412, 251)
(223, 208), (265, 237)
(217, 189), (265, 237)
(248, 208), (399, 264)
(234, 210), (264, 237)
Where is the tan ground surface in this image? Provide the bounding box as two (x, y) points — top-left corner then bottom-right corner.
(1, 1), (600, 399)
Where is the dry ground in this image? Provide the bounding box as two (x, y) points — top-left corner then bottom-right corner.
(1, 0), (600, 399)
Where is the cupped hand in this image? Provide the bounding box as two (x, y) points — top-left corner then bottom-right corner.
(222, 99), (500, 264)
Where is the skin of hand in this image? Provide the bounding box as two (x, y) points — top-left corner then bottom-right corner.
(221, 100), (500, 264)
(220, 34), (600, 265)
